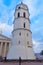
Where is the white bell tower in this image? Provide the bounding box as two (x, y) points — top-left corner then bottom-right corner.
(7, 2), (36, 60)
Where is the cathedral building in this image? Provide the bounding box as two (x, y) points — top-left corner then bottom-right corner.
(0, 34), (11, 60)
(7, 2), (36, 60)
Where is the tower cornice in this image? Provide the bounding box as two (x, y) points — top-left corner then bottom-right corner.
(12, 28), (32, 34)
(15, 7), (28, 11)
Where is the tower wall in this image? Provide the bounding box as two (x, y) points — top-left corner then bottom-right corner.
(12, 29), (32, 46)
(15, 9), (29, 19)
(7, 3), (36, 60)
(13, 18), (30, 30)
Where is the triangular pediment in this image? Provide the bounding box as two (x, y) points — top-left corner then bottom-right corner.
(0, 34), (11, 41)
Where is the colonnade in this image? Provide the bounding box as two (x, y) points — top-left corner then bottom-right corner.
(0, 42), (9, 58)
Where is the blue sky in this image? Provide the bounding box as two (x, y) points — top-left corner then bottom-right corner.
(0, 0), (43, 53)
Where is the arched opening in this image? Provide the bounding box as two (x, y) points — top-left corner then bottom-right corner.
(18, 12), (20, 17)
(23, 12), (26, 18)
(24, 23), (25, 28)
(19, 32), (21, 36)
(19, 40), (20, 44)
(18, 7), (20, 9)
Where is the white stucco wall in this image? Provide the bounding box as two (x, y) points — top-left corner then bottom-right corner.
(7, 45), (35, 59)
(7, 3), (36, 60)
(15, 9), (29, 18)
(12, 29), (32, 46)
(13, 18), (30, 30)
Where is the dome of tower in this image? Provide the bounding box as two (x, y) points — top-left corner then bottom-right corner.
(16, 2), (28, 10)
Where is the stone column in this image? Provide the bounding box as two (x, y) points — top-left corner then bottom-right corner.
(6, 42), (9, 56)
(0, 42), (3, 56)
(3, 42), (7, 58)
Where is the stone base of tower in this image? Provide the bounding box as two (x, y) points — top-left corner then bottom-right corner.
(7, 45), (36, 60)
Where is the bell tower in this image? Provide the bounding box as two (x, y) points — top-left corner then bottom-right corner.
(7, 2), (36, 60)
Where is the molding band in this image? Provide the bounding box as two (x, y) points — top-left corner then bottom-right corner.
(12, 28), (32, 33)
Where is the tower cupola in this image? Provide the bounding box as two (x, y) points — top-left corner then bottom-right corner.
(16, 2), (28, 10)
(13, 2), (30, 30)
(14, 2), (30, 19)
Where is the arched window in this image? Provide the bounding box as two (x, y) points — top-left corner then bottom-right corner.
(27, 41), (29, 45)
(18, 12), (20, 17)
(19, 32), (21, 36)
(18, 7), (20, 9)
(23, 12), (26, 18)
(27, 33), (28, 36)
(24, 23), (25, 28)
(19, 40), (20, 44)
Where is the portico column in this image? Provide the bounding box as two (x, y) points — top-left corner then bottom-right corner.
(3, 42), (7, 58)
(0, 42), (3, 56)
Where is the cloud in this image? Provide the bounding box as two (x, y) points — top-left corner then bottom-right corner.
(0, 0), (43, 53)
(23, 0), (40, 19)
(0, 22), (13, 37)
(33, 40), (43, 53)
(0, 0), (23, 38)
(23, 0), (43, 23)
(0, 0), (23, 24)
(23, 0), (43, 53)
(31, 19), (43, 42)
(23, 0), (43, 41)
(33, 40), (40, 53)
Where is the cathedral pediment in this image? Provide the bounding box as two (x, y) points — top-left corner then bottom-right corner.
(0, 34), (11, 41)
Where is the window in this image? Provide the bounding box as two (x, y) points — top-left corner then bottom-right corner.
(27, 33), (28, 36)
(24, 23), (25, 28)
(18, 7), (20, 9)
(19, 32), (21, 36)
(18, 12), (20, 17)
(23, 12), (26, 18)
(19, 41), (20, 44)
(27, 41), (29, 45)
